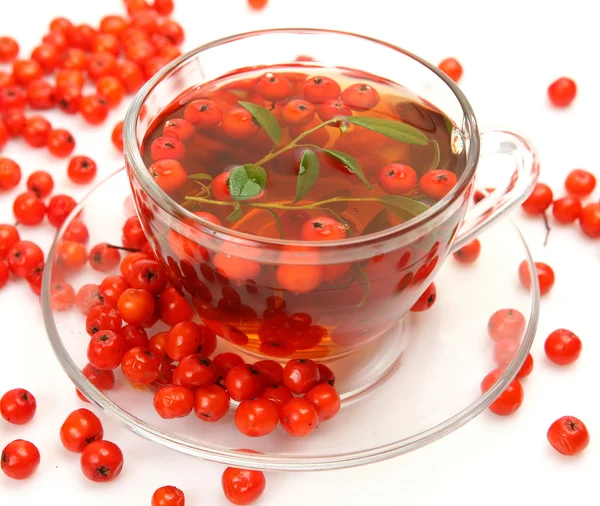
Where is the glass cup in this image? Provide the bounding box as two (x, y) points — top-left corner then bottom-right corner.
(124, 29), (539, 363)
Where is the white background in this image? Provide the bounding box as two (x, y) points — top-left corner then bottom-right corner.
(1, 0), (599, 504)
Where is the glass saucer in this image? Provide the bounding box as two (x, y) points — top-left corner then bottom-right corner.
(42, 169), (539, 471)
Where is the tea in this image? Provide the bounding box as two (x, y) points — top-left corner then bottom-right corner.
(136, 65), (466, 359)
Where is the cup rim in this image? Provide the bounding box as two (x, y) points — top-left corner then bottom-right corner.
(123, 28), (480, 249)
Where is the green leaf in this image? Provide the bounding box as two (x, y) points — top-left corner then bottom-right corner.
(226, 203), (243, 223)
(239, 101), (282, 145)
(379, 195), (429, 220)
(443, 115), (454, 135)
(228, 164), (267, 201)
(293, 149), (320, 203)
(350, 263), (370, 307)
(188, 173), (214, 182)
(362, 208), (391, 236)
(321, 149), (373, 190)
(428, 140), (440, 171)
(343, 116), (429, 146)
(264, 209), (284, 238)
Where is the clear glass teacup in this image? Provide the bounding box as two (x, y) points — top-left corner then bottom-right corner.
(124, 29), (539, 363)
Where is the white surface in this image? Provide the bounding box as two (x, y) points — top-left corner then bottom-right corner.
(0, 0), (598, 504)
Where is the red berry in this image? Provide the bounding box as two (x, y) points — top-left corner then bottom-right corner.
(120, 324), (149, 350)
(67, 24), (97, 52)
(26, 170), (54, 198)
(521, 183), (553, 214)
(56, 85), (83, 114)
(341, 83), (380, 110)
(480, 369), (524, 416)
(86, 52), (117, 82)
(64, 219), (89, 243)
(260, 385), (293, 412)
(128, 259), (167, 295)
(75, 284), (103, 315)
(23, 116), (52, 147)
(254, 359), (284, 387)
(96, 76), (125, 108)
(157, 286), (193, 326)
(1, 389), (36, 425)
(213, 352), (245, 381)
(0, 36), (19, 63)
(93, 33), (122, 56)
(49, 17), (73, 33)
(13, 192), (46, 226)
(552, 196), (582, 224)
(7, 241), (44, 278)
(221, 466), (266, 505)
(453, 238), (481, 263)
(80, 440), (123, 483)
(47, 128), (76, 158)
(281, 99), (315, 127)
(60, 48), (87, 71)
(280, 398), (319, 437)
(547, 416), (589, 456)
(0, 261), (8, 289)
(303, 76), (341, 104)
(1, 440), (40, 480)
(301, 216), (346, 241)
(165, 321), (206, 361)
(225, 364), (263, 402)
(235, 398), (279, 437)
(493, 339), (519, 368)
(117, 288), (156, 324)
(26, 79), (57, 109)
(282, 358), (320, 395)
(419, 169), (458, 200)
(517, 353), (534, 380)
(25, 262), (44, 294)
(378, 163), (417, 195)
(115, 59), (145, 93)
(51, 281), (76, 311)
(60, 409), (104, 452)
(0, 224), (19, 259)
(122, 346), (161, 384)
(157, 20), (184, 45)
(183, 99), (223, 128)
(565, 169), (596, 197)
(518, 260), (555, 296)
(410, 282), (437, 312)
(112, 121), (124, 151)
(0, 157), (21, 190)
(579, 203), (600, 239)
(43, 31), (69, 54)
(85, 306), (122, 335)
(12, 59), (43, 86)
(438, 57), (463, 82)
(87, 330), (127, 370)
(316, 364), (335, 386)
(47, 194), (77, 228)
(487, 308), (526, 342)
(68, 155), (97, 184)
(80, 94), (109, 125)
(304, 383), (341, 422)
(152, 385), (195, 419)
(154, 0), (175, 15)
(148, 159), (187, 193)
(545, 329), (582, 365)
(56, 68), (85, 91)
(3, 109), (26, 136)
(317, 98), (352, 123)
(221, 107), (259, 139)
(152, 486), (185, 506)
(194, 384), (230, 422)
(173, 355), (217, 388)
(89, 243), (121, 272)
(80, 363), (115, 394)
(255, 73), (292, 102)
(162, 118), (194, 142)
(211, 171), (233, 201)
(548, 77), (577, 107)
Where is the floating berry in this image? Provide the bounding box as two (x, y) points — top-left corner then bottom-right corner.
(419, 169), (457, 199)
(1, 389), (36, 425)
(301, 216), (346, 241)
(303, 76), (341, 104)
(281, 99), (315, 127)
(255, 73), (292, 102)
(521, 183), (553, 214)
(148, 159), (187, 193)
(518, 260), (554, 296)
(317, 98), (352, 123)
(552, 196), (582, 224)
(544, 329), (582, 365)
(547, 416), (589, 456)
(438, 57), (463, 82)
(60, 409), (104, 452)
(580, 203), (600, 238)
(1, 440), (40, 480)
(548, 77), (577, 107)
(565, 169), (596, 196)
(378, 163), (417, 195)
(480, 369), (524, 416)
(410, 282), (437, 312)
(80, 440), (123, 483)
(276, 264), (323, 294)
(341, 83), (380, 110)
(221, 107), (259, 139)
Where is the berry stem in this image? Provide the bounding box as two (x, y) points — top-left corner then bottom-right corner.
(106, 244), (140, 253)
(254, 117), (341, 166)
(543, 211), (551, 246)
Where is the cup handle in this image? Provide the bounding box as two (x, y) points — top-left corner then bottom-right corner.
(451, 130), (540, 251)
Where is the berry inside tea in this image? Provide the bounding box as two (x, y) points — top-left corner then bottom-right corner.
(135, 65), (466, 359)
